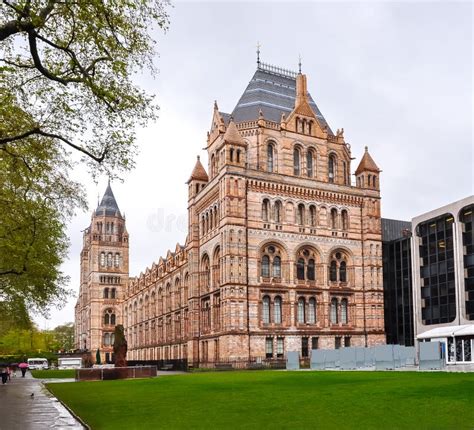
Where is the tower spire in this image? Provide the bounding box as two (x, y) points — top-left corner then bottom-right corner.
(298, 54), (302, 74)
(256, 41), (261, 67)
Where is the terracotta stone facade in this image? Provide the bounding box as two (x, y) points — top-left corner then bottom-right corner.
(75, 62), (385, 364)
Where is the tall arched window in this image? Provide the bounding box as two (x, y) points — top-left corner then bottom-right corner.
(341, 298), (348, 324)
(261, 255), (270, 278)
(331, 208), (338, 229)
(343, 161), (348, 185)
(111, 288), (116, 299)
(307, 150), (314, 177)
(297, 258), (305, 280)
(330, 261), (337, 282)
(107, 253), (113, 267)
(297, 297), (305, 323)
(114, 253), (120, 267)
(100, 252), (105, 266)
(341, 210), (349, 231)
(330, 298), (338, 324)
(308, 298), (316, 324)
(340, 261), (347, 282)
(328, 154), (336, 183)
(293, 148), (301, 176)
(273, 256), (281, 278)
(103, 288), (109, 299)
(274, 296), (282, 324)
(262, 199), (270, 222)
(262, 296), (270, 324)
(274, 200), (282, 223)
(309, 205), (317, 227)
(267, 144), (274, 172)
(307, 259), (315, 281)
(201, 255), (210, 291)
(297, 204), (305, 225)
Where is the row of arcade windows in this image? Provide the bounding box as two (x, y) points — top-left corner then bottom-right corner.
(261, 200), (350, 230)
(266, 143), (349, 185)
(100, 252), (121, 268)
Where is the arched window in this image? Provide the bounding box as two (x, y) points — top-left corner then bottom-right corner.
(343, 161), (348, 185)
(267, 144), (274, 172)
(331, 208), (338, 229)
(274, 201), (282, 223)
(309, 205), (317, 227)
(330, 298), (338, 324)
(297, 204), (305, 225)
(330, 261), (337, 282)
(296, 248), (318, 281)
(373, 175), (377, 187)
(104, 309), (115, 325)
(307, 150), (314, 178)
(308, 298), (316, 324)
(262, 296), (270, 324)
(103, 288), (109, 299)
(341, 210), (349, 231)
(297, 297), (305, 323)
(114, 253), (120, 268)
(111, 288), (116, 299)
(293, 148), (301, 176)
(230, 148), (234, 162)
(329, 251), (349, 283)
(103, 332), (110, 346)
(274, 296), (282, 324)
(107, 253), (113, 267)
(212, 247), (221, 288)
(100, 252), (105, 266)
(262, 199), (270, 222)
(340, 261), (347, 282)
(261, 244), (283, 281)
(296, 258), (305, 280)
(328, 154), (336, 183)
(341, 298), (348, 324)
(273, 256), (281, 278)
(236, 149), (241, 164)
(261, 255), (270, 278)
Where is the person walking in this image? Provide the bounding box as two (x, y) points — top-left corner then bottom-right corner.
(0, 367), (8, 384)
(18, 362), (28, 377)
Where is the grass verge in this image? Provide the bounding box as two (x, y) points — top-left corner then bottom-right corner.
(48, 370), (474, 430)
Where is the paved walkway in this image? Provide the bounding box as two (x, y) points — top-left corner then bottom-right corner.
(0, 372), (84, 430)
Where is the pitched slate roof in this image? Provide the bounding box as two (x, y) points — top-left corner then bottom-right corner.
(229, 64), (333, 134)
(96, 182), (121, 216)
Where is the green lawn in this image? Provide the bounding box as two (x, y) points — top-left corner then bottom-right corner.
(47, 371), (474, 430)
(31, 369), (75, 379)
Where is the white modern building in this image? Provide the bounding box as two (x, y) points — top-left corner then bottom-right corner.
(411, 195), (474, 364)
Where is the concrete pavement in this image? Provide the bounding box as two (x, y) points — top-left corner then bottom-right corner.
(0, 371), (84, 430)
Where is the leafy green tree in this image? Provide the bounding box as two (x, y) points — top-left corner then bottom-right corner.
(52, 322), (75, 352)
(0, 0), (169, 317)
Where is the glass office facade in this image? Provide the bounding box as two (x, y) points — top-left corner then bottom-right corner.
(460, 204), (474, 320)
(383, 236), (414, 346)
(417, 214), (456, 325)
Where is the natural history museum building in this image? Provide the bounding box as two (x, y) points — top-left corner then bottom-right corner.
(75, 60), (386, 364)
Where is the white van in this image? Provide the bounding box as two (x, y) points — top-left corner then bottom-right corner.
(27, 358), (49, 370)
(58, 357), (82, 369)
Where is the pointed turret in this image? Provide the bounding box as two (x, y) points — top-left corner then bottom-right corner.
(355, 146), (381, 189)
(96, 181), (121, 217)
(187, 156), (209, 199)
(223, 118), (245, 146)
(188, 156), (209, 183)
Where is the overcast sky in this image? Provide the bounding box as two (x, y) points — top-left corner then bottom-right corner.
(36, 1), (473, 328)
